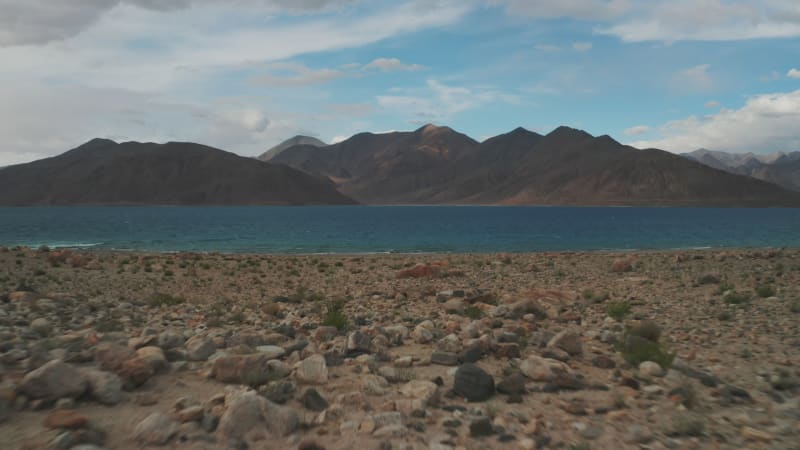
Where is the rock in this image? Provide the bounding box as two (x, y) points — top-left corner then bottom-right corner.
(44, 410), (89, 429)
(134, 346), (168, 373)
(185, 336), (216, 361)
(453, 364), (495, 402)
(94, 343), (133, 372)
(157, 329), (185, 350)
(177, 405), (204, 422)
(611, 259), (633, 273)
(217, 390), (298, 441)
(437, 334), (462, 353)
(255, 345), (286, 360)
(443, 299), (464, 314)
(623, 425), (654, 444)
(496, 372), (526, 396)
(430, 351), (459, 366)
(399, 380), (439, 405)
(547, 329), (582, 355)
(494, 343), (520, 359)
(298, 440), (326, 450)
(211, 354), (288, 386)
(519, 355), (571, 382)
(20, 359), (88, 400)
(30, 317), (52, 336)
(295, 354), (328, 384)
(118, 356), (155, 388)
(362, 374), (389, 395)
(260, 380), (296, 404)
(697, 273), (720, 284)
(638, 361), (664, 378)
(346, 331), (372, 355)
(132, 413), (177, 446)
(301, 388), (329, 412)
(741, 426), (772, 443)
(459, 343), (483, 363)
(82, 369), (123, 405)
(313, 326), (339, 342)
(591, 355), (616, 369)
(469, 417), (494, 437)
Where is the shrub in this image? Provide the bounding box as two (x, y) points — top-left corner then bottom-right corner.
(322, 299), (348, 331)
(790, 299), (800, 313)
(463, 306), (484, 320)
(618, 320), (673, 369)
(606, 300), (631, 321)
(755, 284), (776, 298)
(628, 320), (662, 342)
(723, 290), (750, 305)
(670, 413), (705, 437)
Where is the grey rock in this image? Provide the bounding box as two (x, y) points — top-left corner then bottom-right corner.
(255, 345), (286, 360)
(20, 359), (87, 400)
(82, 369), (123, 405)
(454, 363), (494, 402)
(132, 413), (177, 446)
(157, 329), (185, 350)
(301, 388), (328, 412)
(430, 352), (459, 366)
(217, 390), (298, 441)
(295, 354), (328, 384)
(547, 329), (582, 355)
(185, 336), (216, 361)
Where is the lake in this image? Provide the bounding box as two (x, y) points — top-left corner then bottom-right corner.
(1, 206), (799, 253)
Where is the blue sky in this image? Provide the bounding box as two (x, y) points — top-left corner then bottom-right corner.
(1, 0), (799, 165)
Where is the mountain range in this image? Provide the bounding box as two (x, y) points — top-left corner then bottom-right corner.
(0, 139), (355, 205)
(1, 126), (799, 206)
(272, 124), (800, 206)
(682, 149), (800, 192)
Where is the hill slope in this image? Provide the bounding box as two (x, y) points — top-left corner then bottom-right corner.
(0, 139), (356, 205)
(258, 135), (327, 161)
(275, 126), (800, 206)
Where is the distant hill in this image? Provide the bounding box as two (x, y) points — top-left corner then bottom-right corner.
(683, 149), (800, 192)
(0, 139), (356, 205)
(274, 125), (800, 206)
(258, 135), (326, 161)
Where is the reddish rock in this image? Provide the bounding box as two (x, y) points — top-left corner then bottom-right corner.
(610, 258), (634, 273)
(44, 410), (89, 429)
(118, 356), (155, 388)
(94, 343), (134, 372)
(397, 263), (444, 279)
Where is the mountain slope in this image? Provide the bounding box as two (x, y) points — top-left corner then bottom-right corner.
(271, 124), (480, 203)
(0, 139), (356, 205)
(682, 149), (800, 191)
(276, 125), (800, 206)
(258, 135), (326, 161)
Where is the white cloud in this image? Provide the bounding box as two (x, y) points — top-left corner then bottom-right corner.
(491, 0), (630, 20)
(363, 58), (423, 72)
(572, 41), (593, 51)
(704, 100), (720, 108)
(253, 62), (345, 86)
(630, 90), (800, 154)
(673, 64), (714, 92)
(624, 125), (650, 136)
(330, 135), (349, 144)
(788, 68), (800, 79)
(376, 79), (518, 123)
(597, 0), (800, 42)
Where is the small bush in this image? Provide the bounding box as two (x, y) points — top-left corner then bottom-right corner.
(790, 299), (800, 313)
(146, 292), (185, 307)
(463, 306), (484, 320)
(717, 310), (733, 321)
(755, 284), (776, 298)
(723, 290), (750, 305)
(716, 281), (734, 294)
(606, 300), (631, 321)
(618, 320), (673, 369)
(322, 299), (348, 331)
(628, 320), (662, 342)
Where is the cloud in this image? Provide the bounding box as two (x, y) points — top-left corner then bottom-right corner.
(490, 0), (630, 20)
(630, 90), (800, 153)
(363, 58), (423, 72)
(597, 0), (800, 42)
(788, 68), (800, 79)
(624, 125), (650, 136)
(572, 41), (593, 51)
(0, 0), (358, 46)
(672, 64), (714, 92)
(376, 79), (518, 123)
(253, 62), (345, 86)
(704, 100), (720, 108)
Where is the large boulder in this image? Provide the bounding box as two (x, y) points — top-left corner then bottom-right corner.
(295, 354), (328, 385)
(453, 364), (495, 402)
(82, 368), (123, 405)
(185, 336), (216, 361)
(20, 360), (88, 400)
(131, 413), (177, 446)
(217, 390), (298, 442)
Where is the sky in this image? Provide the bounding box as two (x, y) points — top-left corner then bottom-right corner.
(1, 0), (799, 166)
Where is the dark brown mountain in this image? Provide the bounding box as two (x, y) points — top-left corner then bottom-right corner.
(0, 139), (356, 205)
(275, 125), (800, 206)
(271, 124), (479, 203)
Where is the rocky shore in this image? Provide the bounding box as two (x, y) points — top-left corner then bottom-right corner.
(0, 247), (798, 449)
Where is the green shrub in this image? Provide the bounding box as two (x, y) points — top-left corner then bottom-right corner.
(463, 306), (484, 320)
(755, 284), (776, 298)
(618, 320), (673, 369)
(606, 300), (631, 321)
(723, 290), (750, 305)
(628, 320), (662, 342)
(670, 413), (705, 437)
(322, 299), (348, 331)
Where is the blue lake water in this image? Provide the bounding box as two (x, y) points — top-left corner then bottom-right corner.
(0, 206), (799, 253)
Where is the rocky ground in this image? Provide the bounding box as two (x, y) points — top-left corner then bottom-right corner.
(0, 246), (798, 450)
